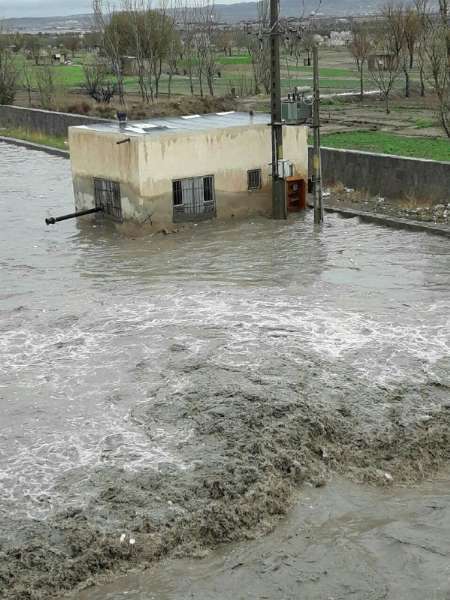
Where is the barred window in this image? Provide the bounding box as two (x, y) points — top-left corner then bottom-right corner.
(172, 175), (216, 222)
(94, 178), (122, 222)
(203, 176), (214, 202)
(247, 169), (262, 191)
(172, 180), (183, 206)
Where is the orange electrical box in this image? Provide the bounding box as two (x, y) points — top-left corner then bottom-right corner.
(286, 177), (306, 212)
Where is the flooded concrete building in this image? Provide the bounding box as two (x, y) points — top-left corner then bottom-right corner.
(69, 112), (308, 229)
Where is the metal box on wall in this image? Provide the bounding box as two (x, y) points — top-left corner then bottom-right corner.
(281, 101), (312, 125)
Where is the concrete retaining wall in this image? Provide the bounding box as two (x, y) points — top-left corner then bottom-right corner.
(0, 105), (113, 138)
(309, 147), (450, 204)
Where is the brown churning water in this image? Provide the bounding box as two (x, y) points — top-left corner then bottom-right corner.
(0, 143), (449, 598)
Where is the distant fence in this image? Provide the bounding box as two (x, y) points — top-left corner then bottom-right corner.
(0, 105), (113, 138)
(310, 147), (450, 204)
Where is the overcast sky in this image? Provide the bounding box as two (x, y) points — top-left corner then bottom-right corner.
(0, 0), (247, 18)
(0, 1), (93, 17)
(0, 0), (99, 18)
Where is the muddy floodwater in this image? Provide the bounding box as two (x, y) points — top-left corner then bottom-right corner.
(75, 476), (450, 600)
(0, 144), (449, 599)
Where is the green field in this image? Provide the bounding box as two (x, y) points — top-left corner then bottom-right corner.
(288, 65), (356, 78)
(217, 55), (252, 65)
(320, 131), (450, 162)
(15, 53), (370, 98)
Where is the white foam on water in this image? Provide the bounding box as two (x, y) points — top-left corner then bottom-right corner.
(0, 404), (190, 520)
(136, 289), (449, 386)
(0, 147), (448, 525)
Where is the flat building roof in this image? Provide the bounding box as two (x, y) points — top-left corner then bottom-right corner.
(75, 111), (271, 137)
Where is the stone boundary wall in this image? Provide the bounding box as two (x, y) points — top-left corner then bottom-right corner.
(0, 105), (113, 138)
(309, 146), (450, 204)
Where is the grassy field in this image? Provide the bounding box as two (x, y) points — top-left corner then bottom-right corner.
(11, 47), (448, 150)
(15, 41), (432, 101)
(19, 45), (428, 100)
(320, 131), (450, 162)
(0, 128), (67, 150)
(16, 50), (370, 97)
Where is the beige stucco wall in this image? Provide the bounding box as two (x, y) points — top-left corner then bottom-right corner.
(69, 123), (308, 228)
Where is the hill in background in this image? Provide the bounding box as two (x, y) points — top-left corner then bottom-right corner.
(1, 0), (388, 32)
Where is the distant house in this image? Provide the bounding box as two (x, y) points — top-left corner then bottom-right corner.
(120, 56), (138, 76)
(52, 52), (68, 65)
(325, 31), (352, 48)
(34, 50), (68, 66)
(368, 53), (399, 72)
(69, 112), (309, 229)
(36, 50), (51, 65)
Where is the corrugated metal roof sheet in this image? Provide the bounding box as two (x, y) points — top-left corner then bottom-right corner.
(75, 111), (270, 136)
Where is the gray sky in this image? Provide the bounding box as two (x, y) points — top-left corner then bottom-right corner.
(0, 0), (246, 18)
(0, 1), (94, 17)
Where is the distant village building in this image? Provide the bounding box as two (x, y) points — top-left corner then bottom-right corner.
(52, 52), (68, 65)
(32, 49), (68, 65)
(325, 31), (352, 47)
(69, 112), (309, 229)
(368, 53), (399, 72)
(120, 56), (139, 76)
(36, 49), (51, 65)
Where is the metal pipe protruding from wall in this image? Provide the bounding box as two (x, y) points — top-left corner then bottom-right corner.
(45, 207), (102, 225)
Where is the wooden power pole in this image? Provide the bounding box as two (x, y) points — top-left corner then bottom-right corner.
(270, 0), (287, 220)
(312, 41), (324, 225)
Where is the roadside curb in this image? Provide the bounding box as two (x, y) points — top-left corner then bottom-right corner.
(0, 136), (70, 158)
(322, 204), (450, 238)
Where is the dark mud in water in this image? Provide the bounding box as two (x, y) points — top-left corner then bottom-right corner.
(4, 357), (450, 599)
(0, 144), (449, 599)
(74, 475), (450, 600)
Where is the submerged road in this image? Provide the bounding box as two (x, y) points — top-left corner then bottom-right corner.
(0, 144), (449, 599)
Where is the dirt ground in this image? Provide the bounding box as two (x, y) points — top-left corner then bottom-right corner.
(319, 93), (446, 139)
(324, 184), (450, 225)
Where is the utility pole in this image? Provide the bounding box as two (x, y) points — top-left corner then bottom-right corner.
(270, 0), (287, 220)
(312, 40), (324, 225)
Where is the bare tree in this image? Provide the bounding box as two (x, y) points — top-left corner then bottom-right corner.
(246, 0), (271, 95)
(383, 3), (410, 98)
(93, 0), (126, 105)
(216, 30), (233, 56)
(35, 65), (56, 109)
(369, 17), (401, 113)
(194, 0), (217, 96)
(167, 30), (181, 97)
(290, 34), (304, 68)
(61, 34), (81, 58)
(403, 7), (421, 68)
(24, 35), (44, 66)
(0, 33), (19, 105)
(179, 4), (197, 95)
(301, 31), (315, 67)
(122, 0), (154, 102)
(350, 25), (372, 100)
(22, 61), (34, 106)
(437, 0), (449, 76)
(415, 0), (430, 96)
(148, 0), (173, 98)
(424, 20), (449, 136)
(83, 56), (117, 102)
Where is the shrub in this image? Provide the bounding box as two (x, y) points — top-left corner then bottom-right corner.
(66, 101), (92, 115)
(0, 46), (19, 105)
